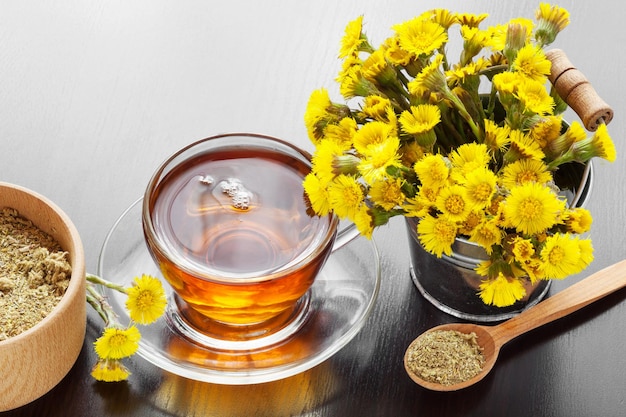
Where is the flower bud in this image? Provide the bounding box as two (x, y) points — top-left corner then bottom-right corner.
(504, 22), (527, 62)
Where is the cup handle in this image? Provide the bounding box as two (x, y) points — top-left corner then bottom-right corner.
(331, 221), (361, 252)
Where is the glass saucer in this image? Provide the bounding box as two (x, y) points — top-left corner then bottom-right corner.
(97, 199), (381, 384)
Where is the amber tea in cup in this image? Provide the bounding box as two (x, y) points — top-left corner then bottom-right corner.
(142, 134), (339, 333)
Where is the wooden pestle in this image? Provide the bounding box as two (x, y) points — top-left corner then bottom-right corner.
(546, 49), (613, 131)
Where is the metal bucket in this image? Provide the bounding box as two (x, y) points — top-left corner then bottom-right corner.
(407, 161), (593, 322)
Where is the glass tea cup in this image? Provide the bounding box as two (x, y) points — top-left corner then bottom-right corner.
(142, 133), (357, 342)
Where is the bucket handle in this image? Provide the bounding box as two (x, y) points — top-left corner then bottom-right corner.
(546, 49), (613, 131)
(546, 49), (610, 208)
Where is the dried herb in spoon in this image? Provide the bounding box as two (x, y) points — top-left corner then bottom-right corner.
(405, 329), (485, 386)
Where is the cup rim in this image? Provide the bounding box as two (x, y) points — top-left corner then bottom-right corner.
(142, 132), (339, 283)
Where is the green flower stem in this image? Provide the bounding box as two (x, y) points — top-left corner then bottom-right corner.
(438, 113), (466, 150)
(442, 88), (483, 142)
(546, 150), (577, 170)
(485, 85), (499, 120)
(358, 40), (375, 54)
(394, 67), (411, 86)
(383, 87), (411, 112)
(86, 282), (119, 327)
(87, 273), (128, 294)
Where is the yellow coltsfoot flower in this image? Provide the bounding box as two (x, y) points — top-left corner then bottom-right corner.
(94, 326), (141, 360)
(503, 182), (565, 236)
(479, 273), (526, 307)
(91, 359), (131, 383)
(126, 274), (167, 326)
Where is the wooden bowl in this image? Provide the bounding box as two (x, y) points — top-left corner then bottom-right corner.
(0, 182), (85, 412)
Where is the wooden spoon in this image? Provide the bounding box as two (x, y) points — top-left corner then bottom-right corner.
(404, 259), (626, 391)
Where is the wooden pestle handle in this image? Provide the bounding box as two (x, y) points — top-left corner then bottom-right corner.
(546, 49), (613, 131)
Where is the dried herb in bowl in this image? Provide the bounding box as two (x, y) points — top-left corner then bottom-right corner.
(0, 207), (71, 340)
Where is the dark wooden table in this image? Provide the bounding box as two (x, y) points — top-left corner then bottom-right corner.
(2, 1), (625, 416)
